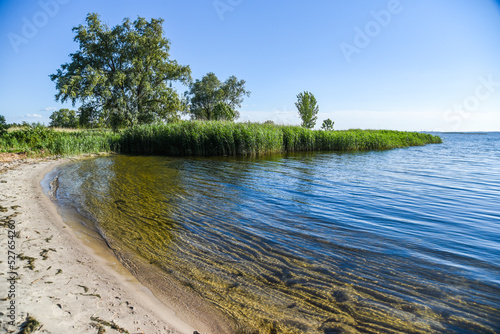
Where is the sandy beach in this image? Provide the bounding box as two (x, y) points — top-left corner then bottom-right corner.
(0, 157), (228, 334)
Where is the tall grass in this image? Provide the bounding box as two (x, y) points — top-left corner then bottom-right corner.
(119, 122), (285, 156)
(0, 125), (120, 156)
(119, 121), (442, 156)
(0, 122), (442, 157)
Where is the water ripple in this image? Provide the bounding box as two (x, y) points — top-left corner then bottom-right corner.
(55, 133), (500, 333)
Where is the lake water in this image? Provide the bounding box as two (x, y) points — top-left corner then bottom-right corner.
(53, 133), (499, 333)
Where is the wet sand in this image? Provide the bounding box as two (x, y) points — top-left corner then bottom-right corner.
(0, 157), (231, 334)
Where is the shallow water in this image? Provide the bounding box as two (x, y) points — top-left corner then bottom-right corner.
(54, 133), (500, 333)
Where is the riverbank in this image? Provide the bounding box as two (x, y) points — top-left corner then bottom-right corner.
(0, 157), (229, 334)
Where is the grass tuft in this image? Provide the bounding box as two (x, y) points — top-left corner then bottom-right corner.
(19, 315), (41, 334)
(90, 316), (129, 334)
(17, 253), (36, 270)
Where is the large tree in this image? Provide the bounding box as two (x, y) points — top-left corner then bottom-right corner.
(186, 72), (250, 121)
(295, 91), (319, 129)
(50, 13), (191, 129)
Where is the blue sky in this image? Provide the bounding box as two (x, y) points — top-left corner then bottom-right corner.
(0, 0), (499, 131)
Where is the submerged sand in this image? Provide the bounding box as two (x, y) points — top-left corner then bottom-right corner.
(0, 157), (230, 334)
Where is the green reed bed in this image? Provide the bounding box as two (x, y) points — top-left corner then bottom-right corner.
(0, 126), (120, 156)
(119, 121), (286, 156)
(119, 122), (442, 156)
(0, 122), (441, 157)
(314, 129), (442, 151)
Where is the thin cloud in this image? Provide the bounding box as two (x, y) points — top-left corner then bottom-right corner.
(41, 107), (57, 112)
(25, 114), (43, 118)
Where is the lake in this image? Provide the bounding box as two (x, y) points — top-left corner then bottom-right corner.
(53, 132), (499, 333)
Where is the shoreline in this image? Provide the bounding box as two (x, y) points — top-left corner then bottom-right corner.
(0, 157), (230, 333)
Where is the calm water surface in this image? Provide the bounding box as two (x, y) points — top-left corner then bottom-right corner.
(54, 133), (499, 333)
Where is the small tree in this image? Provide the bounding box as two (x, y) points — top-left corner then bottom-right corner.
(295, 91), (318, 129)
(187, 72), (250, 121)
(0, 115), (8, 134)
(49, 108), (78, 128)
(321, 118), (334, 131)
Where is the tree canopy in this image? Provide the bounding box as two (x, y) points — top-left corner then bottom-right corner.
(321, 118), (334, 131)
(186, 72), (250, 121)
(295, 91), (319, 129)
(49, 108), (78, 128)
(50, 13), (191, 129)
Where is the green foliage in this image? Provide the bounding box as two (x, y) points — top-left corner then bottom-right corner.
(295, 91), (319, 129)
(50, 13), (191, 130)
(78, 105), (100, 128)
(119, 122), (442, 156)
(0, 124), (120, 156)
(321, 118), (334, 131)
(312, 129), (442, 151)
(187, 72), (250, 121)
(119, 121), (283, 156)
(49, 108), (78, 128)
(0, 123), (442, 157)
(0, 115), (8, 134)
(213, 102), (238, 121)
